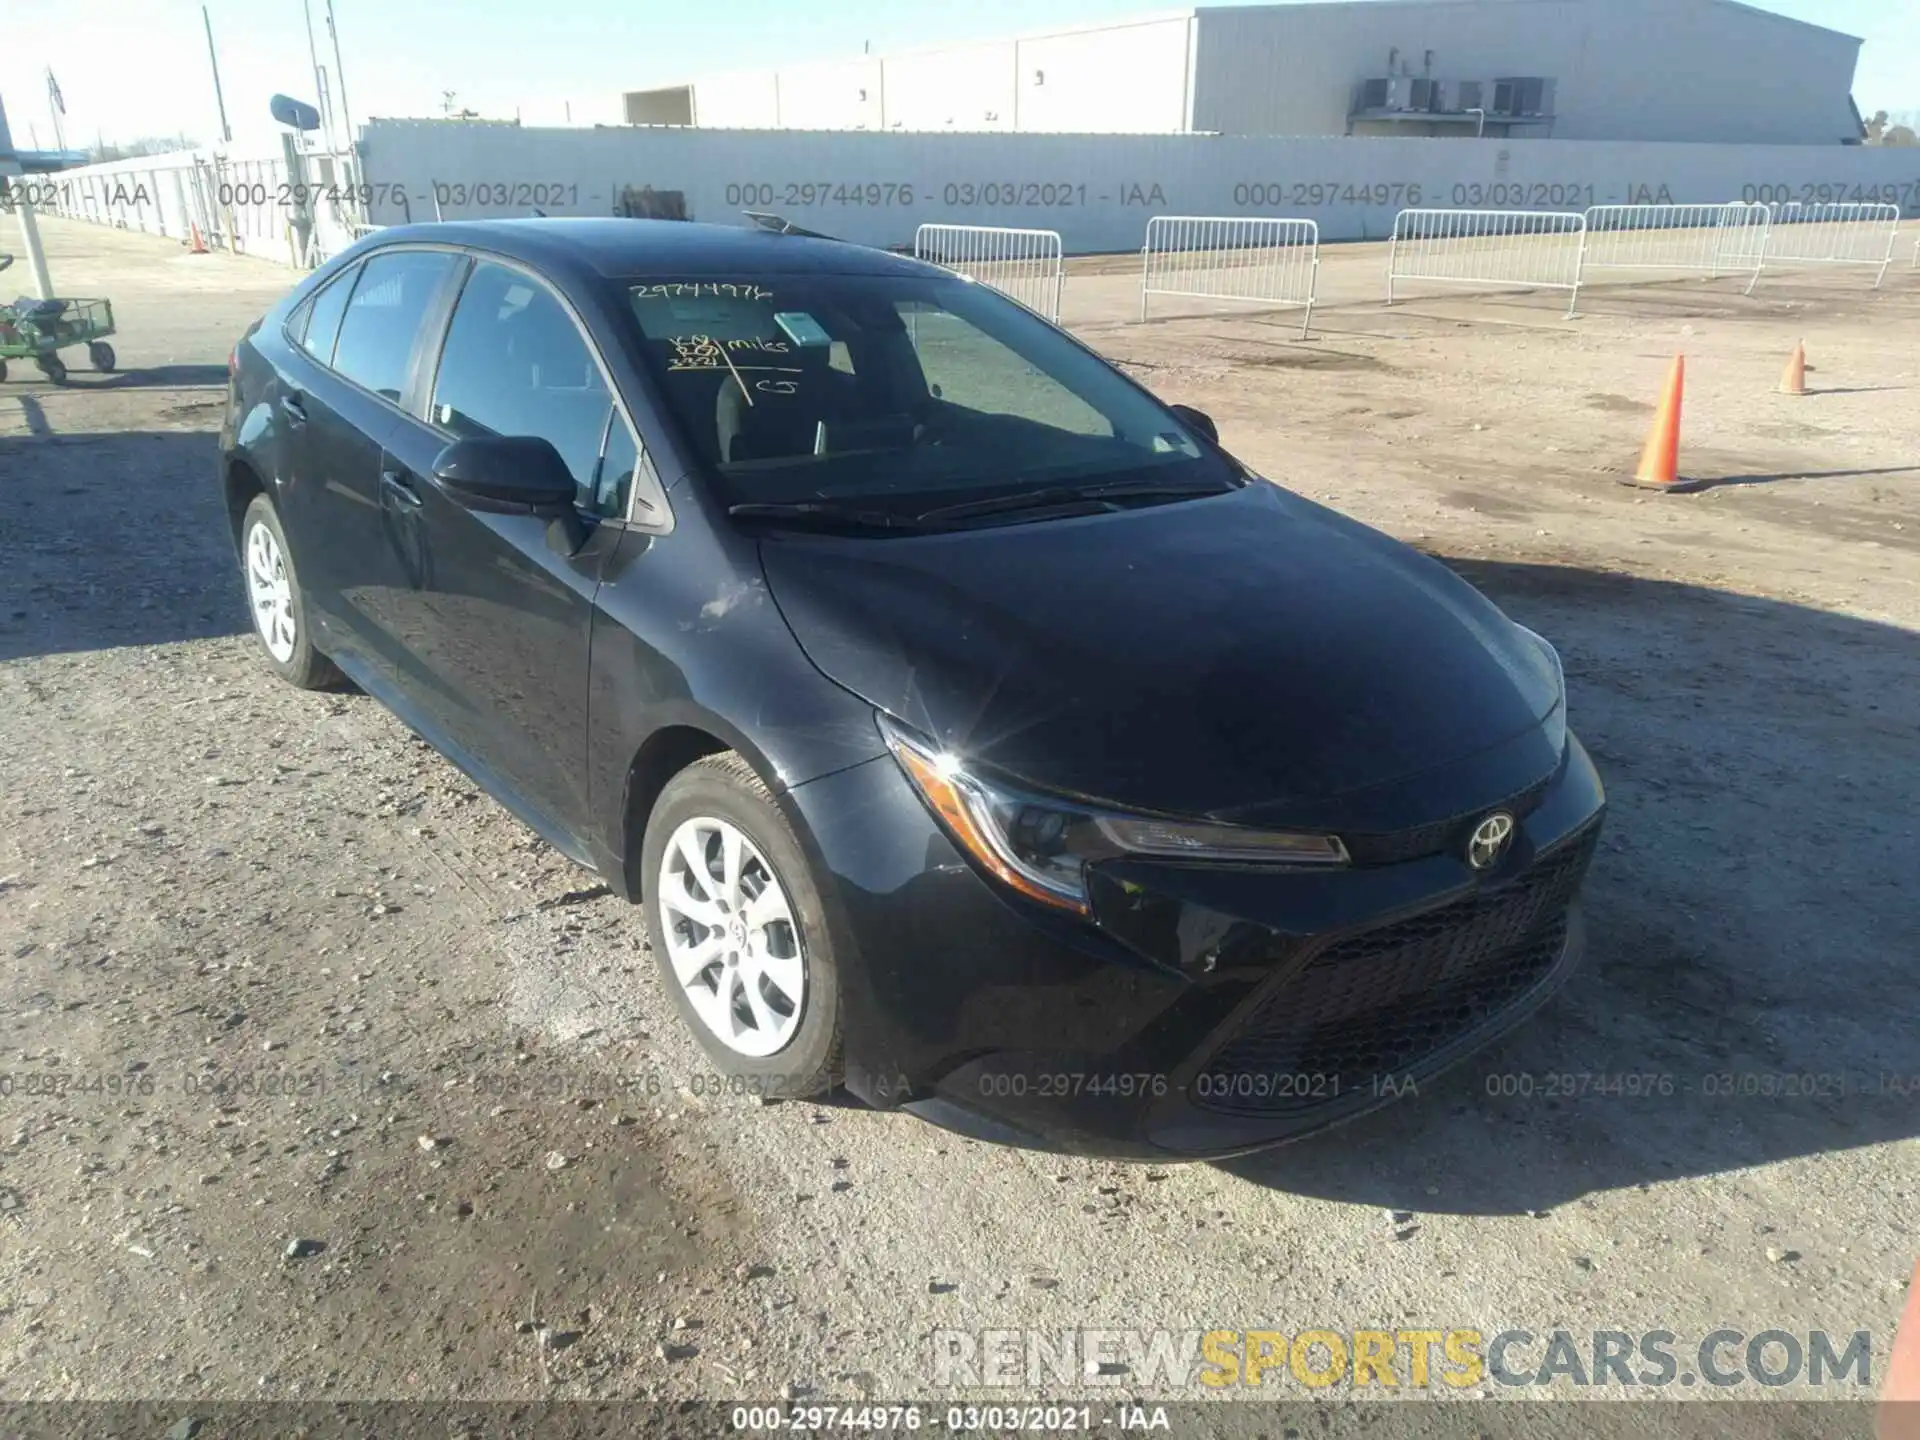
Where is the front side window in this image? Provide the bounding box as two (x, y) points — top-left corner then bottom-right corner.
(624, 273), (1229, 515)
(331, 249), (460, 403)
(431, 260), (615, 508)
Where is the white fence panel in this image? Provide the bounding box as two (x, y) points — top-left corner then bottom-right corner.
(31, 147), (368, 269)
(1139, 216), (1320, 336)
(1758, 202), (1901, 286)
(1387, 209), (1589, 318)
(912, 223), (1064, 323)
(1582, 202), (1769, 292)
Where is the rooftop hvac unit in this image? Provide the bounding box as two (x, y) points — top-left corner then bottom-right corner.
(1358, 76), (1440, 112)
(1490, 77), (1552, 117)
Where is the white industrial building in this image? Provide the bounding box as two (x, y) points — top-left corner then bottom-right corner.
(622, 0), (1865, 146)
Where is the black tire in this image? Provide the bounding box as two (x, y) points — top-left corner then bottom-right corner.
(238, 493), (343, 690)
(36, 353), (66, 384)
(89, 341), (116, 372)
(0, 360), (8, 383)
(642, 752), (842, 1098)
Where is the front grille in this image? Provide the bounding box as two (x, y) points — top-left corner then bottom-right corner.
(1341, 768), (1557, 867)
(1192, 827), (1598, 1116)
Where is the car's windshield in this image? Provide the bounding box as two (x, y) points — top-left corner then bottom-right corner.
(624, 272), (1236, 514)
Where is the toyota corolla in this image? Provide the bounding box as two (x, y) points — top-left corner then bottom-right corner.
(218, 217), (1604, 1159)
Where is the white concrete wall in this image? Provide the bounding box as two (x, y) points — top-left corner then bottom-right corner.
(1015, 18), (1195, 133)
(675, 17), (1195, 134)
(1190, 0), (1862, 144)
(690, 69), (782, 129)
(882, 42), (1020, 132)
(358, 118), (1920, 253)
(775, 57), (885, 130)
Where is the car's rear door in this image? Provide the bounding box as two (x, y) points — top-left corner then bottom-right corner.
(279, 247), (465, 694)
(272, 258), (398, 644)
(376, 255), (655, 848)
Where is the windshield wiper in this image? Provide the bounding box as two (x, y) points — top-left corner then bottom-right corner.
(914, 477), (1233, 525)
(727, 500), (930, 533)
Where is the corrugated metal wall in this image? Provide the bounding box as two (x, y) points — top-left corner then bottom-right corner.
(1190, 0), (1862, 146)
(358, 119), (1920, 253)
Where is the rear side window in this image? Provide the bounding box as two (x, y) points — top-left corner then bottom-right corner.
(431, 260), (614, 505)
(298, 264), (360, 365)
(331, 250), (460, 403)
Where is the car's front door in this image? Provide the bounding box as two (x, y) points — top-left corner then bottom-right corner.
(378, 257), (651, 849)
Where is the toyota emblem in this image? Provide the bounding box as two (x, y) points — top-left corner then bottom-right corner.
(1466, 812), (1516, 870)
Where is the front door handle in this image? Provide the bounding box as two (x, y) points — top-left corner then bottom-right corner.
(380, 469), (423, 511)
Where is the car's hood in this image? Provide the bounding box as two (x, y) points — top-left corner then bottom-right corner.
(757, 483), (1564, 827)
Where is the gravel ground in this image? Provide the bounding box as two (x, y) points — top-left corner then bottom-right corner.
(1, 218), (1916, 1426)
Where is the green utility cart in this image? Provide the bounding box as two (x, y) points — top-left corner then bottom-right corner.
(0, 253), (119, 384)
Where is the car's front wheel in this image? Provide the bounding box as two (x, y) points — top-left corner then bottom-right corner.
(239, 493), (341, 690)
(642, 753), (841, 1097)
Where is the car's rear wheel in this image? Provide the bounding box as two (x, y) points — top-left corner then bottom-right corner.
(240, 493), (341, 690)
(642, 753), (841, 1096)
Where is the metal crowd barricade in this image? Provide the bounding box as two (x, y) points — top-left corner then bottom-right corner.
(1387, 208), (1589, 318)
(912, 224), (1065, 323)
(1758, 202), (1902, 288)
(1582, 202), (1769, 293)
(1138, 216), (1321, 336)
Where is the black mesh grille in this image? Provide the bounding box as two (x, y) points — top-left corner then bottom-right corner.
(1192, 828), (1598, 1117)
(1341, 769), (1558, 867)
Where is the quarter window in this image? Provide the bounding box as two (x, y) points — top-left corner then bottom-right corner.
(298, 264), (360, 365)
(431, 261), (616, 509)
(331, 250), (460, 403)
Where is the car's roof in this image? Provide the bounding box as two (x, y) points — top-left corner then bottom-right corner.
(360, 217), (945, 283)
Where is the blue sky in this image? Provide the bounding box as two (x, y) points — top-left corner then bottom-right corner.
(3, 0), (1914, 150)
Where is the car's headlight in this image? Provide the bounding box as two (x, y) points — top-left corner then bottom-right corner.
(1514, 625), (1568, 758)
(878, 715), (1348, 915)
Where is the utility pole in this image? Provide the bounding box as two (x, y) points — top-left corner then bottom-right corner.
(203, 6), (233, 143)
(0, 91), (55, 299)
(325, 0), (354, 149)
(303, 0), (334, 149)
(46, 69), (67, 153)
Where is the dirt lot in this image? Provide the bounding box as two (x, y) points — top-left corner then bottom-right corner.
(1, 217), (1917, 1426)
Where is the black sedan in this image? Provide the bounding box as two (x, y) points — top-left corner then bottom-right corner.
(219, 218), (1604, 1160)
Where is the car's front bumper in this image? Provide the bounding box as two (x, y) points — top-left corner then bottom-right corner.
(783, 733), (1606, 1161)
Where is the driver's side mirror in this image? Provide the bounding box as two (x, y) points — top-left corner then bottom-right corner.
(1168, 403), (1218, 445)
(433, 435), (590, 555)
(432, 436), (576, 516)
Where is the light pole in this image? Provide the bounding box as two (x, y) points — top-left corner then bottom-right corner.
(203, 6), (233, 143)
(0, 90), (56, 300)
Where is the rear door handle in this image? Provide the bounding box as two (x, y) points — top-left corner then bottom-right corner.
(380, 469), (423, 510)
(279, 393), (308, 426)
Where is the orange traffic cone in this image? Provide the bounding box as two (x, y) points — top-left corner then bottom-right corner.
(1779, 341), (1808, 396)
(188, 223), (209, 255)
(1623, 355), (1701, 492)
(1880, 1256), (1920, 1440)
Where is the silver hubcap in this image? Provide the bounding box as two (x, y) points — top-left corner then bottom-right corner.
(245, 521), (297, 664)
(658, 816), (805, 1058)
